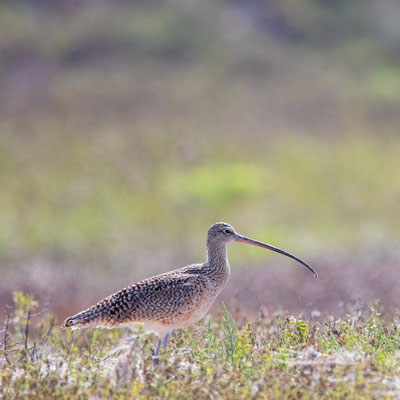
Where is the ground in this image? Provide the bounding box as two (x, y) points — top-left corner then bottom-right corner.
(1, 293), (400, 399)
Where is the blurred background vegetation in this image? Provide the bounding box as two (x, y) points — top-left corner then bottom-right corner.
(1, 0), (400, 319)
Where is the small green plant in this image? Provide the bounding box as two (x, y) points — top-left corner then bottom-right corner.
(222, 302), (237, 364)
(2, 295), (400, 399)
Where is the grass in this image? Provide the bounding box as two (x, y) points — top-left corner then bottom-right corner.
(2, 134), (400, 259)
(1, 293), (400, 399)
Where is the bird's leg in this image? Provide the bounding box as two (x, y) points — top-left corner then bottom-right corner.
(162, 331), (171, 352)
(152, 331), (171, 365)
(152, 337), (162, 365)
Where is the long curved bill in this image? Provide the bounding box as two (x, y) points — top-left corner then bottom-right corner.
(235, 234), (318, 278)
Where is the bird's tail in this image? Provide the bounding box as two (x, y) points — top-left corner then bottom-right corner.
(63, 288), (134, 330)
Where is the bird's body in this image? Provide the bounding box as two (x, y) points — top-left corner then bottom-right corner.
(64, 262), (229, 337)
(64, 222), (317, 361)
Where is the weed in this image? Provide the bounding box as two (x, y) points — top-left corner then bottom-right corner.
(1, 294), (400, 398)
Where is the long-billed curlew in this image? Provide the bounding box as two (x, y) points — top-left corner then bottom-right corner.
(64, 222), (317, 362)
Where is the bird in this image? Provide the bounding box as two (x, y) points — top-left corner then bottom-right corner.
(63, 222), (317, 363)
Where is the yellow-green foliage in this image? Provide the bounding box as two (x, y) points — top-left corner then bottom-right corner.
(1, 296), (400, 399)
(0, 1), (400, 261)
(1, 134), (400, 260)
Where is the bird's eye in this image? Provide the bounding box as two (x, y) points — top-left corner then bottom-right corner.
(223, 228), (232, 235)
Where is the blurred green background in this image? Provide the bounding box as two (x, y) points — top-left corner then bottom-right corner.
(1, 0), (400, 318)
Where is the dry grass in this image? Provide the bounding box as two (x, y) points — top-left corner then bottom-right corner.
(1, 293), (400, 399)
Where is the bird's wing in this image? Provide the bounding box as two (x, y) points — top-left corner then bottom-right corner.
(64, 269), (209, 329)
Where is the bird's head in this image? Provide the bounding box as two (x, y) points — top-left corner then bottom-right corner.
(207, 222), (238, 244)
(207, 222), (318, 277)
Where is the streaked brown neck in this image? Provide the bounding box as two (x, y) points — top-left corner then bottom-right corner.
(204, 239), (230, 284)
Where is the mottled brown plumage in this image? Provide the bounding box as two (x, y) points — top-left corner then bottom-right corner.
(63, 222), (317, 361)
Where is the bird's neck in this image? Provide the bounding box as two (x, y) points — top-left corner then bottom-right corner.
(204, 241), (230, 284)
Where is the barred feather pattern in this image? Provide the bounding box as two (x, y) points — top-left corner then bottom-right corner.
(63, 223), (233, 336)
(63, 265), (228, 332)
